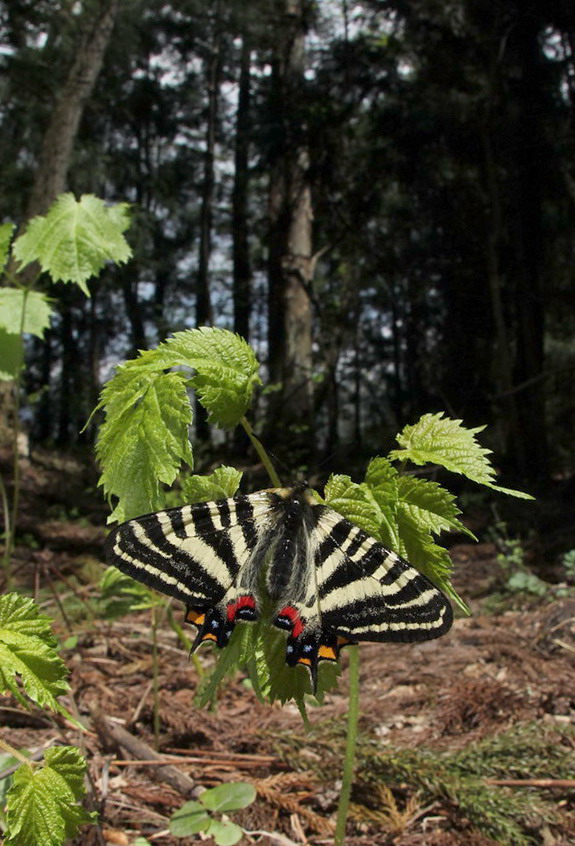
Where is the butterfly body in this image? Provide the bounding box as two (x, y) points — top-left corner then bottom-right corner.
(105, 485), (452, 688)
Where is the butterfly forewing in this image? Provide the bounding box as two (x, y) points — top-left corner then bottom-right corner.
(105, 492), (276, 606)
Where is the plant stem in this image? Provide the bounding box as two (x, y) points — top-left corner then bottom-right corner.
(334, 646), (361, 846)
(0, 737), (33, 767)
(240, 416), (282, 488)
(0, 473), (12, 590)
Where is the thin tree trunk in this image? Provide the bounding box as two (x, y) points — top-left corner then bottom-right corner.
(232, 34), (252, 342)
(266, 0), (314, 462)
(509, 5), (548, 478)
(196, 4), (221, 329)
(122, 267), (147, 356)
(195, 0), (222, 442)
(478, 3), (523, 466)
(26, 0), (120, 219)
(57, 301), (73, 445)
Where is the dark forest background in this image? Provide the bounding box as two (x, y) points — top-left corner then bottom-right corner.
(2, 0), (575, 485)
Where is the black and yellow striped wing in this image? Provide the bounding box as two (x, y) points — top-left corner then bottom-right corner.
(105, 485), (453, 688)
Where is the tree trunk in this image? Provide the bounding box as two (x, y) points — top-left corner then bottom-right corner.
(57, 301), (73, 445)
(232, 34), (252, 342)
(26, 0), (120, 219)
(195, 0), (222, 442)
(196, 4), (221, 330)
(266, 0), (314, 463)
(121, 266), (147, 356)
(508, 4), (548, 479)
(7, 0), (120, 446)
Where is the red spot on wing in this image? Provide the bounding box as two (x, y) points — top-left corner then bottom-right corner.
(277, 605), (305, 638)
(227, 594), (256, 622)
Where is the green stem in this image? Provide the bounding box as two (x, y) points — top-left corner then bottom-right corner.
(0, 737), (32, 767)
(4, 289), (30, 588)
(240, 416), (281, 488)
(0, 473), (12, 590)
(334, 646), (361, 846)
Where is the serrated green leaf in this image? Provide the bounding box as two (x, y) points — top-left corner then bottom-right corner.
(180, 467), (243, 505)
(323, 474), (382, 538)
(12, 194), (132, 294)
(124, 327), (261, 428)
(0, 594), (73, 717)
(0, 327), (23, 380)
(362, 457), (401, 549)
(0, 289), (53, 338)
(4, 746), (94, 846)
(96, 369), (194, 522)
(206, 818), (244, 846)
(200, 783), (256, 813)
(0, 223), (15, 272)
(170, 801), (210, 837)
(390, 412), (533, 499)
(397, 475), (475, 540)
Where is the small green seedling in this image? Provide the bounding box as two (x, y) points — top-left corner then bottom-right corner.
(170, 782), (257, 845)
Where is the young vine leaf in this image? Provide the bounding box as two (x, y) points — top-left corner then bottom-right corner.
(0, 594), (77, 723)
(389, 412), (533, 498)
(4, 746), (94, 846)
(12, 193), (132, 294)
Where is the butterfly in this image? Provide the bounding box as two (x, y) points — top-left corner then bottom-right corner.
(105, 483), (453, 689)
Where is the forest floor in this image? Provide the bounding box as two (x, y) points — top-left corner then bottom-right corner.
(1, 449), (575, 846)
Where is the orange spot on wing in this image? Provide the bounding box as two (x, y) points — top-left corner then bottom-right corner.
(318, 645), (337, 661)
(186, 610), (205, 626)
(202, 632), (217, 642)
(297, 657), (312, 666)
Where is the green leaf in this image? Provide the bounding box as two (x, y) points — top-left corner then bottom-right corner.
(0, 328), (23, 381)
(323, 474), (382, 538)
(125, 327), (261, 428)
(4, 746), (94, 846)
(180, 467), (243, 504)
(0, 594), (73, 718)
(0, 753), (20, 815)
(170, 801), (211, 837)
(0, 289), (53, 338)
(0, 223), (15, 272)
(200, 783), (256, 813)
(12, 194), (132, 295)
(362, 457), (401, 549)
(206, 819), (244, 846)
(96, 369), (194, 522)
(390, 412), (533, 499)
(397, 475), (475, 539)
